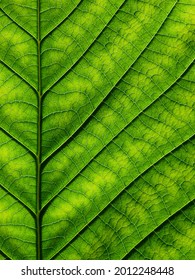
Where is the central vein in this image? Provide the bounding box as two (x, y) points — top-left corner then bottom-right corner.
(36, 0), (42, 260)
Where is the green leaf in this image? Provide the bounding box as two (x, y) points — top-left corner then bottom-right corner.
(0, 0), (194, 260)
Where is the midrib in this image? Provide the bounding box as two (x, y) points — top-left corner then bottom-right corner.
(36, 0), (42, 260)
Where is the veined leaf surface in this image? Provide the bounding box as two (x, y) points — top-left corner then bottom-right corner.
(0, 0), (194, 260)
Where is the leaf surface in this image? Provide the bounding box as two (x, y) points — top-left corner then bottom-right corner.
(0, 0), (194, 259)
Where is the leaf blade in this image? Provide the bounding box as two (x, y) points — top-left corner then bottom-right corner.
(0, 0), (194, 260)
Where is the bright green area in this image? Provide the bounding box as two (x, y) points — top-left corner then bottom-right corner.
(0, 10), (37, 89)
(126, 201), (195, 260)
(0, 64), (37, 153)
(40, 0), (81, 39)
(1, 0), (37, 38)
(0, 131), (36, 211)
(41, 0), (125, 92)
(0, 186), (36, 259)
(42, 69), (195, 259)
(54, 139), (195, 259)
(42, 0), (178, 158)
(0, 0), (194, 260)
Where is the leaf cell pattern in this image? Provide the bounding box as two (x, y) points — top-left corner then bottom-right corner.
(0, 0), (194, 259)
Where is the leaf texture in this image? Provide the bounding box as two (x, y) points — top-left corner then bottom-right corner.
(0, 0), (194, 260)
